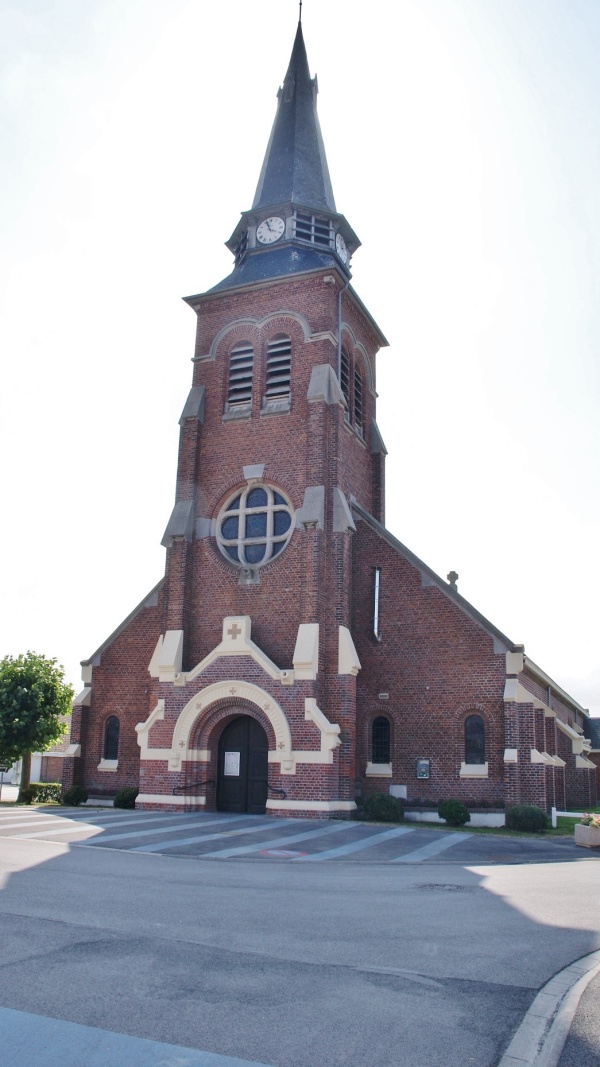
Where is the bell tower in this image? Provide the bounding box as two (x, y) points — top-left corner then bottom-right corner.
(149, 18), (389, 815)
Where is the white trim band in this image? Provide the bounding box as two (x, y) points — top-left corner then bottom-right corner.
(266, 799), (357, 813)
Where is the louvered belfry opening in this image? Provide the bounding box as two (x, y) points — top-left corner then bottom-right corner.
(340, 349), (351, 421)
(354, 368), (363, 436)
(293, 210), (333, 248)
(227, 342), (254, 407)
(265, 335), (292, 401)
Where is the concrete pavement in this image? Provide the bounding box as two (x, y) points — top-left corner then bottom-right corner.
(0, 1007), (275, 1067)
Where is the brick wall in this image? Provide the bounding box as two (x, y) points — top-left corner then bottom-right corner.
(352, 518), (506, 807)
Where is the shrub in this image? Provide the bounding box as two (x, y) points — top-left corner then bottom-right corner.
(31, 781), (62, 803)
(62, 785), (89, 807)
(438, 799), (470, 826)
(505, 804), (548, 832)
(18, 782), (63, 804)
(114, 787), (139, 809)
(362, 793), (404, 822)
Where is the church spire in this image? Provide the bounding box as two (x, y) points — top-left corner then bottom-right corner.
(212, 19), (360, 294)
(252, 20), (336, 213)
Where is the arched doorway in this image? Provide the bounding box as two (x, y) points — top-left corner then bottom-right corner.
(217, 715), (268, 815)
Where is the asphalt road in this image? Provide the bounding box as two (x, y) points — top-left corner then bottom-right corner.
(0, 809), (599, 1067)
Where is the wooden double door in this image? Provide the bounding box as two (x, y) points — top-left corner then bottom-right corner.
(216, 715), (268, 815)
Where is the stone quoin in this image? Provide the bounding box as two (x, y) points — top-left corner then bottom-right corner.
(59, 16), (597, 818)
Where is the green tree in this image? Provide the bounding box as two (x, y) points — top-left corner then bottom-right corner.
(0, 652), (73, 802)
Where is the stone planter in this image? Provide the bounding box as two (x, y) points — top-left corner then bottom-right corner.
(575, 824), (600, 849)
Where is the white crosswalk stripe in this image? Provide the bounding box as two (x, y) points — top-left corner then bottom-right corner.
(133, 818), (297, 853)
(59, 811), (170, 822)
(0, 810), (165, 836)
(10, 812), (199, 839)
(391, 832), (469, 862)
(15, 822), (121, 839)
(0, 811), (58, 820)
(78, 813), (250, 845)
(0, 817), (71, 831)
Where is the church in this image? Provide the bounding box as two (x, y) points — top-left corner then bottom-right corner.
(61, 19), (597, 818)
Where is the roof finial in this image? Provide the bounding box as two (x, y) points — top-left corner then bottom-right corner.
(299, 0), (302, 24)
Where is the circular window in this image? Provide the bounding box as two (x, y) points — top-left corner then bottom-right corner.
(216, 484), (294, 568)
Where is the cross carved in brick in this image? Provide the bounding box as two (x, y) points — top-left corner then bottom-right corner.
(264, 703), (271, 711)
(229, 687), (237, 695)
(227, 623), (242, 640)
(179, 740), (185, 748)
(278, 741), (285, 750)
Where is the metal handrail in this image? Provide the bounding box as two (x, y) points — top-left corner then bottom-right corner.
(263, 780), (287, 799)
(173, 778), (216, 795)
(174, 777), (285, 799)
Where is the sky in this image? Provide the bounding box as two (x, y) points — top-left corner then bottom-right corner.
(0, 0), (599, 715)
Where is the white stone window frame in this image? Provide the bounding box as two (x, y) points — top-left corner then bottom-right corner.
(97, 758), (118, 772)
(216, 483), (294, 569)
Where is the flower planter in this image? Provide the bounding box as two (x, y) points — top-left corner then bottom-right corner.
(575, 824), (600, 849)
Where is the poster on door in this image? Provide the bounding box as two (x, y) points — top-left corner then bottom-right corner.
(224, 751), (241, 776)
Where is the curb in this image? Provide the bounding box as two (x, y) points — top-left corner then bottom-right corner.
(498, 950), (600, 1067)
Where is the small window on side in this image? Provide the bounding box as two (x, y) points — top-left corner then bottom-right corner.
(372, 716), (391, 764)
(104, 716), (120, 761)
(464, 714), (485, 764)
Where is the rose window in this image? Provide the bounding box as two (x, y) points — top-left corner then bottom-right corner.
(216, 484), (294, 567)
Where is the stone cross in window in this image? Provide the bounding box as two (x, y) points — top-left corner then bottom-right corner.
(227, 623), (242, 640)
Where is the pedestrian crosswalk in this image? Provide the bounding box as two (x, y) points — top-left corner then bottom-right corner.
(391, 832), (467, 863)
(293, 825), (414, 862)
(0, 807), (473, 864)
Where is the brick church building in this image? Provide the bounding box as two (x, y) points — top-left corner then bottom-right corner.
(62, 20), (596, 817)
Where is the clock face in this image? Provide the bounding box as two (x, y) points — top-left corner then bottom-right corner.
(256, 216), (285, 245)
(335, 232), (348, 264)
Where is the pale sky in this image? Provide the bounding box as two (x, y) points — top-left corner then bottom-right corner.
(1, 0), (598, 715)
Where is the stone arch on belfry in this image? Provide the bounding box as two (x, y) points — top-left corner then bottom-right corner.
(171, 680), (293, 771)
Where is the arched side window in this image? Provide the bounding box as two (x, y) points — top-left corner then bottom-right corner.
(226, 341), (254, 411)
(371, 716), (391, 764)
(464, 714), (485, 764)
(264, 335), (291, 405)
(103, 716), (120, 761)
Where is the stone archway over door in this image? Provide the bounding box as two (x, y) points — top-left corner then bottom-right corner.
(217, 715), (268, 815)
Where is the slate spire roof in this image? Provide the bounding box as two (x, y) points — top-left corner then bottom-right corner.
(201, 20), (360, 297)
(252, 20), (336, 213)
